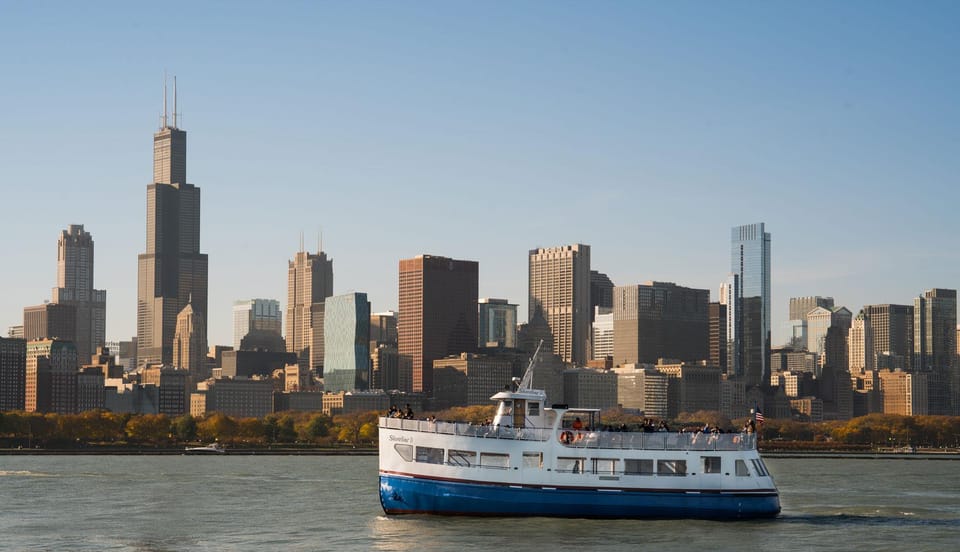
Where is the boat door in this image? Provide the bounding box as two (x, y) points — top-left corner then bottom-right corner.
(513, 399), (525, 428)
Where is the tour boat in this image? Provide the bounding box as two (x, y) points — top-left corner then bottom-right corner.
(378, 356), (780, 519)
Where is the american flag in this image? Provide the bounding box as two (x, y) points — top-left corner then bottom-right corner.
(755, 409), (765, 424)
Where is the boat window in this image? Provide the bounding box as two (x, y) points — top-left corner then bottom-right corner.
(751, 458), (769, 477)
(703, 456), (722, 474)
(415, 446), (444, 465)
(448, 449), (476, 467)
(499, 400), (513, 415)
(557, 457), (585, 474)
(592, 458), (617, 475)
(657, 460), (686, 476)
(480, 452), (510, 469)
(624, 459), (654, 475)
(528, 402), (540, 416)
(394, 444), (413, 462)
(522, 452), (543, 469)
(735, 459), (750, 476)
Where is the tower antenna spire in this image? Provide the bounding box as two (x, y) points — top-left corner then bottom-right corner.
(317, 226), (322, 254)
(173, 75), (178, 129)
(299, 231), (304, 253)
(162, 70), (168, 129)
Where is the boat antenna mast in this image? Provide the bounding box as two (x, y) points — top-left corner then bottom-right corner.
(517, 339), (543, 391)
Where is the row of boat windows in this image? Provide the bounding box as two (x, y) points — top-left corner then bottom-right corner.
(394, 444), (769, 477)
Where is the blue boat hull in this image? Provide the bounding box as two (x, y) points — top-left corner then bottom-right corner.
(379, 474), (780, 520)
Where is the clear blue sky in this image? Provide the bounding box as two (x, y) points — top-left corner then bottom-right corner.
(2, 1), (959, 346)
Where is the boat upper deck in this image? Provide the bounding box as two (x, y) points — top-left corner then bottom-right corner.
(379, 417), (757, 452)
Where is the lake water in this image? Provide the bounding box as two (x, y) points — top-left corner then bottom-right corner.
(1, 454), (957, 551)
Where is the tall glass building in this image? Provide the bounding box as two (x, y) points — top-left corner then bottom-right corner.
(478, 298), (517, 348)
(728, 223), (771, 387)
(323, 292), (371, 392)
(232, 299), (282, 349)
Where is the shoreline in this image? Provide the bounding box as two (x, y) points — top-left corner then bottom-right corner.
(5, 447), (958, 459)
(0, 447), (378, 456)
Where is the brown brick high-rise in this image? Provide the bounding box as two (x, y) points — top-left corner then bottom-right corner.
(398, 255), (478, 395)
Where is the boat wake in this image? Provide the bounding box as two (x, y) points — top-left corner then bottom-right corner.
(778, 512), (957, 527)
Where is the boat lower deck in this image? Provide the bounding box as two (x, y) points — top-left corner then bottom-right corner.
(379, 473), (781, 519)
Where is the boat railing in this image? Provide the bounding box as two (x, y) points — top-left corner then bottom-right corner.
(379, 417), (757, 451)
(562, 430), (756, 451)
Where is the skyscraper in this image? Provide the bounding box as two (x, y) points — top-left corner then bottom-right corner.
(233, 299), (283, 349)
(51, 224), (106, 363)
(612, 282), (709, 366)
(529, 244), (591, 366)
(478, 298), (518, 348)
(914, 288), (958, 415)
(807, 306), (852, 357)
(23, 303), (76, 344)
(286, 247), (333, 373)
(848, 311), (873, 372)
(323, 292), (371, 392)
(789, 296), (835, 323)
(708, 302), (727, 374)
(0, 337), (26, 411)
(173, 297), (207, 379)
(25, 339), (78, 414)
(137, 81), (208, 369)
(398, 254), (478, 394)
(863, 304), (914, 371)
(589, 270), (615, 322)
(728, 223), (771, 387)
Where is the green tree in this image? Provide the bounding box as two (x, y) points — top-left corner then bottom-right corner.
(171, 415), (198, 441)
(298, 413), (331, 442)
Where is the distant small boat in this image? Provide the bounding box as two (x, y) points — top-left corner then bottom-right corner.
(185, 443), (225, 454)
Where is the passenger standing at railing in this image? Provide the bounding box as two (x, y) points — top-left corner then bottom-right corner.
(404, 404), (414, 419)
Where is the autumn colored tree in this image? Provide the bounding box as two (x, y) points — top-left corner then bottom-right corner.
(334, 411), (379, 445)
(197, 413), (240, 443)
(125, 414), (171, 444)
(237, 418), (268, 444)
(297, 412), (332, 443)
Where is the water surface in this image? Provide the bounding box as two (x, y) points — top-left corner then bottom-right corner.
(1, 455), (957, 551)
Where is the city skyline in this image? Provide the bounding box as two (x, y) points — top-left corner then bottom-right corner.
(3, 3), (960, 347)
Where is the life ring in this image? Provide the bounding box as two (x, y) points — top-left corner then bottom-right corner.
(560, 431), (574, 444)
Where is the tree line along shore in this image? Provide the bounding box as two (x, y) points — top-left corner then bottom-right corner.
(1, 406), (959, 451)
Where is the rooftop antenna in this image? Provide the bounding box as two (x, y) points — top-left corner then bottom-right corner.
(317, 227), (323, 254)
(299, 231), (304, 253)
(162, 70), (168, 129)
(173, 75), (178, 129)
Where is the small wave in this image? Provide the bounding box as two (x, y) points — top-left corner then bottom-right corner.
(0, 470), (56, 477)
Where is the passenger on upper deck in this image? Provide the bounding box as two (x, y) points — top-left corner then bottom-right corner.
(572, 417), (584, 430)
(404, 404), (414, 419)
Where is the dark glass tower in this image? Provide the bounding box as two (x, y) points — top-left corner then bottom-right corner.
(136, 82), (208, 369)
(729, 223), (771, 387)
